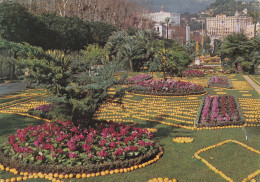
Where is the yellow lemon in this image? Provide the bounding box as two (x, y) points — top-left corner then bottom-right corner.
(82, 173), (87, 178)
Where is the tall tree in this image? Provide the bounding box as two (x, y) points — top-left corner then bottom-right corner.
(249, 11), (260, 37)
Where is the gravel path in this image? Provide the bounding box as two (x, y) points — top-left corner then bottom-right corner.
(0, 81), (27, 95)
(243, 75), (260, 94)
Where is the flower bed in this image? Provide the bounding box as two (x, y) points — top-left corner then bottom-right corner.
(208, 76), (232, 89)
(188, 65), (214, 69)
(195, 95), (245, 127)
(125, 74), (152, 84)
(182, 70), (205, 77)
(27, 104), (52, 120)
(129, 79), (206, 96)
(0, 121), (160, 174)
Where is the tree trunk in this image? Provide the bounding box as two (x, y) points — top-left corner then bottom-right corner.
(0, 61), (2, 80)
(254, 23), (256, 37)
(129, 59), (133, 72)
(11, 64), (15, 81)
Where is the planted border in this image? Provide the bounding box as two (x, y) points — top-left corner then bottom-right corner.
(0, 143), (162, 175)
(195, 95), (245, 127)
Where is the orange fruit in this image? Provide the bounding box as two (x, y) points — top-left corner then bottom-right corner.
(119, 169), (124, 173)
(114, 169), (119, 174)
(105, 170), (109, 175)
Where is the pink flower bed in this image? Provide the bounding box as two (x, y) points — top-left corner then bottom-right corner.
(126, 74), (152, 84)
(2, 121), (155, 167)
(182, 70), (205, 77)
(34, 104), (53, 112)
(198, 95), (244, 127)
(130, 79), (205, 96)
(208, 76), (232, 88)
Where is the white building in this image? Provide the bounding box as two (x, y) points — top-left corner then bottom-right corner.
(206, 11), (252, 40)
(154, 22), (166, 38)
(142, 6), (180, 26)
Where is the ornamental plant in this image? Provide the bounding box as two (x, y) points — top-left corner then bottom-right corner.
(126, 74), (152, 84)
(208, 76), (232, 88)
(28, 104), (53, 119)
(182, 70), (205, 77)
(129, 79), (205, 96)
(1, 121), (155, 167)
(198, 95), (244, 127)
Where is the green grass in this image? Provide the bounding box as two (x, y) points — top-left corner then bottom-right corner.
(0, 73), (259, 182)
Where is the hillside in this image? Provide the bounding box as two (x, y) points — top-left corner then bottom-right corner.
(129, 0), (258, 13)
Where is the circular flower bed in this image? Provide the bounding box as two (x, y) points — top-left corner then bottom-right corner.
(129, 79), (206, 96)
(173, 137), (193, 143)
(126, 74), (152, 84)
(0, 121), (160, 174)
(182, 70), (205, 77)
(196, 95), (245, 127)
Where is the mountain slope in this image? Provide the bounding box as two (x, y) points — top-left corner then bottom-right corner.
(130, 0), (258, 13)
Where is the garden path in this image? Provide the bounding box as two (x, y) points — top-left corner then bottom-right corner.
(0, 81), (26, 95)
(243, 75), (260, 94)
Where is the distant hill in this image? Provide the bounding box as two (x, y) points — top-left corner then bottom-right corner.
(205, 0), (260, 16)
(129, 0), (258, 13)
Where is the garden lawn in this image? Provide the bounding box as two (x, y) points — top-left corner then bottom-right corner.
(0, 73), (259, 182)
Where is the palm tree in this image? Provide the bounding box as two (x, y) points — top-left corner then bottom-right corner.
(165, 17), (170, 39)
(105, 31), (128, 61)
(249, 12), (260, 37)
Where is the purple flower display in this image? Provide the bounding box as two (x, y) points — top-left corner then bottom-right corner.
(126, 74), (152, 84)
(208, 76), (231, 88)
(199, 95), (242, 127)
(130, 79), (205, 96)
(182, 70), (205, 77)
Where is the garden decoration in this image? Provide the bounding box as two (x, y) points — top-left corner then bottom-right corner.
(194, 139), (260, 182)
(173, 137), (193, 143)
(195, 95), (245, 127)
(208, 76), (232, 89)
(148, 177), (178, 182)
(129, 79), (206, 96)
